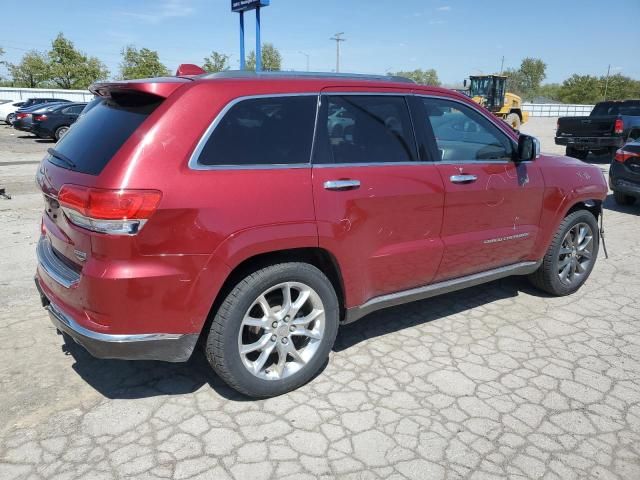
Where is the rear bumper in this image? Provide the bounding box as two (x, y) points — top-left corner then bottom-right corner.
(31, 124), (53, 138)
(609, 161), (640, 196)
(35, 276), (198, 362)
(13, 122), (31, 132)
(555, 136), (624, 149)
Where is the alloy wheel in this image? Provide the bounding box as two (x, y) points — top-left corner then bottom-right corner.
(237, 282), (326, 381)
(557, 222), (594, 285)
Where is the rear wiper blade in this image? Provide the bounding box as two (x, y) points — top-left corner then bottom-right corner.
(47, 148), (76, 169)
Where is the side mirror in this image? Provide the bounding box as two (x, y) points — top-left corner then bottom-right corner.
(517, 134), (540, 161)
(463, 79), (467, 88)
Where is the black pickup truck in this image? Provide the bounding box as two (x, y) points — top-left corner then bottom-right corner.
(555, 100), (640, 160)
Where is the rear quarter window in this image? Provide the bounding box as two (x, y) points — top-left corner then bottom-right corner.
(49, 95), (162, 175)
(195, 95), (318, 167)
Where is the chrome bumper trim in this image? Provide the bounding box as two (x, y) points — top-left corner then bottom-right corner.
(45, 300), (198, 362)
(36, 236), (80, 288)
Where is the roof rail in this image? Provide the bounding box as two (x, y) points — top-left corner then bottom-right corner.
(201, 70), (415, 84)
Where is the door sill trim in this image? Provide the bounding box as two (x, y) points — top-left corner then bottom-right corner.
(343, 260), (541, 324)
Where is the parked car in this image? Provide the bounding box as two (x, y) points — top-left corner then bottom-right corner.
(13, 103), (69, 132)
(0, 101), (25, 125)
(555, 100), (640, 160)
(17, 97), (71, 111)
(34, 71), (608, 397)
(610, 139), (640, 205)
(31, 102), (87, 141)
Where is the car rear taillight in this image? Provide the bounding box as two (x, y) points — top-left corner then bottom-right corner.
(614, 118), (624, 135)
(58, 185), (162, 235)
(614, 149), (640, 163)
(33, 114), (47, 121)
(16, 113), (29, 120)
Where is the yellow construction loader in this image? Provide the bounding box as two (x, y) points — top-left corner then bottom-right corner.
(464, 75), (529, 129)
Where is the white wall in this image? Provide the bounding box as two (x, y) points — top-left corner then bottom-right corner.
(523, 103), (594, 117)
(0, 87), (94, 103)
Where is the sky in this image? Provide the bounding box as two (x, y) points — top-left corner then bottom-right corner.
(1, 0), (638, 85)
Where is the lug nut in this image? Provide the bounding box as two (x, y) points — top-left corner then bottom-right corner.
(289, 325), (295, 332)
(281, 338), (288, 344)
(272, 321), (278, 328)
(284, 315), (290, 322)
(271, 335), (277, 342)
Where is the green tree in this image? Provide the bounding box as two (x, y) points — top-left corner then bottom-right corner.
(602, 73), (640, 101)
(120, 46), (169, 79)
(519, 57), (547, 93)
(504, 57), (547, 100)
(203, 51), (230, 73)
(246, 43), (282, 71)
(8, 50), (50, 88)
(392, 69), (440, 86)
(557, 74), (602, 104)
(48, 33), (109, 89)
(535, 83), (562, 101)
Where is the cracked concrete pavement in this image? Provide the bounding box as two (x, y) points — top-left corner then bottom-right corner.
(1, 119), (639, 479)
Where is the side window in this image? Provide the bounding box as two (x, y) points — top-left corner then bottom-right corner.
(197, 95), (317, 166)
(321, 95), (417, 164)
(422, 98), (514, 161)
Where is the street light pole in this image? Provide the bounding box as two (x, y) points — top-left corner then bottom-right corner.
(330, 32), (345, 73)
(299, 51), (310, 71)
(603, 64), (611, 101)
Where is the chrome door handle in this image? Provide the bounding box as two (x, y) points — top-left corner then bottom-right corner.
(324, 179), (361, 191)
(450, 174), (477, 184)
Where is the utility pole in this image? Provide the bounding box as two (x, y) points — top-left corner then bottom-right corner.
(330, 32), (345, 73)
(603, 64), (611, 100)
(499, 56), (505, 75)
(299, 51), (310, 71)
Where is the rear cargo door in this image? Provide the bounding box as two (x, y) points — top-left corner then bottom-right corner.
(36, 90), (166, 268)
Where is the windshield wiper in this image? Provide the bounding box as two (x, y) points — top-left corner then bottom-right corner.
(47, 148), (76, 169)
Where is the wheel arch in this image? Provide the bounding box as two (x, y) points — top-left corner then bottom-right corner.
(200, 247), (347, 341)
(565, 198), (602, 221)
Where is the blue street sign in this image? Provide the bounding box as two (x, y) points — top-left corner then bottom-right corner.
(231, 0), (269, 12)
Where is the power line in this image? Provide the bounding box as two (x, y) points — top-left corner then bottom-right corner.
(329, 32), (345, 73)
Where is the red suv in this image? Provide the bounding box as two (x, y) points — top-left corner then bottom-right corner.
(35, 71), (608, 397)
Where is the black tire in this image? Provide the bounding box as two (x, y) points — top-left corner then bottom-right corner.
(613, 190), (636, 205)
(55, 125), (70, 141)
(205, 262), (339, 398)
(528, 210), (599, 296)
(6, 113), (15, 125)
(566, 146), (588, 160)
(505, 113), (521, 130)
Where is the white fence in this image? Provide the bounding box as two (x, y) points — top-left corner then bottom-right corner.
(523, 103), (594, 117)
(0, 87), (94, 103)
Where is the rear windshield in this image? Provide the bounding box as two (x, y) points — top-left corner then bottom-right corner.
(592, 101), (640, 116)
(48, 94), (161, 175)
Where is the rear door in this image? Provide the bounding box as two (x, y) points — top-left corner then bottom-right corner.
(311, 90), (445, 307)
(416, 95), (544, 281)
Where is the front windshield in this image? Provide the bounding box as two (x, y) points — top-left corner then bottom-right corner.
(470, 78), (491, 97)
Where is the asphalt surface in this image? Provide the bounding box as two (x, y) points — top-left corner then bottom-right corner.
(1, 119), (639, 479)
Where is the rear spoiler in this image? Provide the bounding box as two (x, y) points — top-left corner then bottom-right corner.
(89, 77), (192, 99)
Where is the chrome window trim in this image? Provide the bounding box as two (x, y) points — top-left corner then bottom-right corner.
(413, 93), (519, 149)
(186, 91), (531, 171)
(188, 93), (320, 171)
(316, 92), (420, 165)
(413, 93), (520, 164)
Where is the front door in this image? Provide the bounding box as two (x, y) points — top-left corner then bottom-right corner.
(311, 92), (445, 308)
(416, 95), (545, 281)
